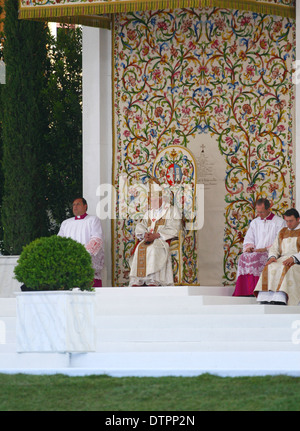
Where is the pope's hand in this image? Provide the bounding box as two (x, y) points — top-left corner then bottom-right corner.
(266, 257), (277, 265)
(283, 257), (295, 267)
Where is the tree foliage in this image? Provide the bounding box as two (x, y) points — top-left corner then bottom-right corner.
(1, 0), (49, 254)
(0, 0), (83, 253)
(46, 26), (83, 232)
(0, 85), (3, 252)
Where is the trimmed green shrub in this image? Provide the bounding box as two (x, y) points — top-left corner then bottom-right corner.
(14, 236), (94, 291)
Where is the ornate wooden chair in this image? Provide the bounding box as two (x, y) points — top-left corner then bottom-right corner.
(152, 146), (198, 285)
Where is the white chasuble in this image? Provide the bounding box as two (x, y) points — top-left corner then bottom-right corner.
(254, 226), (300, 306)
(58, 214), (104, 280)
(129, 205), (181, 286)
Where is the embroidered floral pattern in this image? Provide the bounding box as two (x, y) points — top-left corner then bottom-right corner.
(113, 7), (295, 286)
(85, 237), (103, 256)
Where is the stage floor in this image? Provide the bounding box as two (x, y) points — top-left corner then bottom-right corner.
(0, 285), (300, 377)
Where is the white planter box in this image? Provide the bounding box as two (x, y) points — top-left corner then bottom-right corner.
(16, 290), (96, 353)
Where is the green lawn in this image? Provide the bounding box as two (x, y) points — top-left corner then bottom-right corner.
(0, 373), (299, 411)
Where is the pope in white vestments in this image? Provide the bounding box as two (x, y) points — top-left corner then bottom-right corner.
(254, 208), (300, 306)
(233, 199), (285, 297)
(58, 198), (104, 287)
(129, 187), (181, 287)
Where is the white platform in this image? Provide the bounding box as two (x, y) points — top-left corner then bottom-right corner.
(0, 285), (300, 377)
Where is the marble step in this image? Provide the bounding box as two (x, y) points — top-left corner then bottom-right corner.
(92, 340), (300, 352)
(93, 286), (235, 296)
(66, 350), (300, 377)
(1, 313), (300, 348)
(3, 296), (300, 317)
(0, 349), (300, 378)
(0, 286), (234, 300)
(0, 352), (70, 369)
(95, 326), (298, 343)
(2, 312), (300, 327)
(1, 339), (300, 354)
(96, 301), (300, 315)
(94, 313), (300, 328)
(1, 313), (299, 338)
(1, 289), (299, 315)
(1, 325), (299, 352)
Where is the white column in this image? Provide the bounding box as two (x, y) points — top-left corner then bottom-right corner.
(82, 26), (112, 286)
(296, 4), (300, 209)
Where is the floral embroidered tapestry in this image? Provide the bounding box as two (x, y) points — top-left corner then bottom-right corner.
(112, 6), (295, 287)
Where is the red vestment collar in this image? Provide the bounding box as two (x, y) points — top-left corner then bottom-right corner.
(75, 213), (88, 220)
(261, 212), (274, 221)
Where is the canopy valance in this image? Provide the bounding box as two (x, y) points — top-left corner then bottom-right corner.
(18, 0), (295, 28)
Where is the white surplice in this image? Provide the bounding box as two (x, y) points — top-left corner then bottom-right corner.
(129, 204), (181, 286)
(242, 214), (286, 253)
(235, 213), (286, 279)
(58, 214), (104, 280)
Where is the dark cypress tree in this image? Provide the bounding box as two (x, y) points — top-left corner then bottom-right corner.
(0, 6), (4, 253)
(45, 25), (83, 231)
(1, 0), (49, 254)
(0, 86), (3, 254)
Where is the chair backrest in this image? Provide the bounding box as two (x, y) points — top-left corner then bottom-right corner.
(152, 145), (197, 227)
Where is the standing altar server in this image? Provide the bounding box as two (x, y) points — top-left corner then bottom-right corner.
(58, 197), (104, 287)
